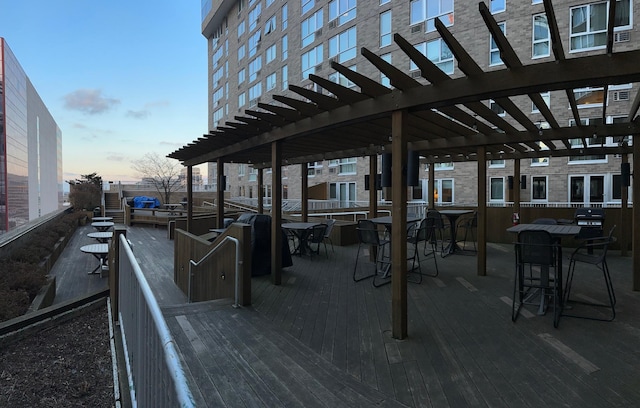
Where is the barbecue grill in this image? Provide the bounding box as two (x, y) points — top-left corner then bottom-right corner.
(574, 207), (605, 239)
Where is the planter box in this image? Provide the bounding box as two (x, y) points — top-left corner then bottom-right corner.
(26, 276), (56, 313)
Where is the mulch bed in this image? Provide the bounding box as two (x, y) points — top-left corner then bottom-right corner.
(0, 306), (114, 407)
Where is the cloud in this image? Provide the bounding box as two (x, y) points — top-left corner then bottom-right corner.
(126, 110), (150, 119)
(63, 89), (120, 114)
(105, 153), (127, 162)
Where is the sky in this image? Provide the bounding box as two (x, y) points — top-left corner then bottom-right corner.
(0, 0), (209, 184)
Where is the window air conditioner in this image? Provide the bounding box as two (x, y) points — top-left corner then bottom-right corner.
(614, 31), (630, 43)
(410, 23), (424, 34)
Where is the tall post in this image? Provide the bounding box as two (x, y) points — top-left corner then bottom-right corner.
(258, 168), (264, 214)
(632, 138), (639, 291)
(301, 163), (308, 222)
(513, 159), (521, 213)
(271, 141), (283, 285)
(621, 154), (629, 257)
(369, 155), (378, 218)
(186, 165), (193, 233)
(477, 146), (487, 276)
(109, 226), (127, 321)
(391, 110), (408, 339)
(428, 163), (435, 209)
(216, 159), (225, 230)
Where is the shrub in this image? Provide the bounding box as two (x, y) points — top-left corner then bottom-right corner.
(0, 289), (30, 322)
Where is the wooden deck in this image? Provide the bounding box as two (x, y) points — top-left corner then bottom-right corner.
(51, 224), (640, 407)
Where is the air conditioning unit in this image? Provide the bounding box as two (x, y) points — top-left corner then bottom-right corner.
(614, 31), (630, 43)
(613, 90), (630, 101)
(410, 70), (422, 78)
(316, 28), (323, 36)
(329, 167), (336, 173)
(316, 63), (322, 71)
(329, 20), (337, 29)
(410, 23), (424, 34)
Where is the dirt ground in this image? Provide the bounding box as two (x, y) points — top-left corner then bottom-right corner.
(0, 306), (114, 407)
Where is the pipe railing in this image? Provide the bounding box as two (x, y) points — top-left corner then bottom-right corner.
(118, 235), (195, 408)
(188, 236), (241, 306)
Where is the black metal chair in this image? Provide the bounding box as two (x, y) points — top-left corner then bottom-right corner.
(353, 219), (390, 283)
(456, 211), (478, 251)
(408, 217), (439, 279)
(307, 223), (329, 258)
(562, 225), (617, 322)
(513, 229), (562, 328)
(322, 218), (336, 252)
(426, 209), (449, 256)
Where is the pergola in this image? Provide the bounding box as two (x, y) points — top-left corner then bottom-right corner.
(169, 1), (640, 338)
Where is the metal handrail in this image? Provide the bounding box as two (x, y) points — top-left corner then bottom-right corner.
(188, 236), (241, 307)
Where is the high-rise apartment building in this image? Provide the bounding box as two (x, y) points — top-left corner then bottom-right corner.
(0, 38), (63, 233)
(200, 0), (636, 208)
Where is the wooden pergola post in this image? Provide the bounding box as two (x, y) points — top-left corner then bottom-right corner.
(271, 141), (283, 285)
(257, 168), (264, 214)
(216, 159), (225, 230)
(477, 146), (487, 276)
(186, 165), (193, 233)
(391, 110), (408, 339)
(301, 163), (308, 222)
(633, 138), (639, 291)
(620, 154), (629, 257)
(369, 155), (378, 218)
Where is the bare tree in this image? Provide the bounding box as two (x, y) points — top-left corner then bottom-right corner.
(68, 172), (103, 211)
(132, 152), (183, 204)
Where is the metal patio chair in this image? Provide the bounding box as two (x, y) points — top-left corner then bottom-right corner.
(407, 217), (439, 279)
(353, 219), (390, 283)
(562, 225), (617, 322)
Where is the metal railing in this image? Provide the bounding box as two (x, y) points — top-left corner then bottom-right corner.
(188, 236), (240, 305)
(118, 235), (195, 408)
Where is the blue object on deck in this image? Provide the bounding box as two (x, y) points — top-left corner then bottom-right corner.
(133, 196), (160, 208)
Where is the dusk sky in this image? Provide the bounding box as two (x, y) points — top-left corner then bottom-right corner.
(0, 0), (209, 184)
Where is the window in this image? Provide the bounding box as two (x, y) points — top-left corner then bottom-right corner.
(248, 31), (261, 57)
(264, 15), (277, 35)
(329, 65), (356, 88)
(329, 27), (357, 63)
(570, 1), (632, 52)
(266, 72), (277, 90)
(612, 174), (623, 200)
(238, 164), (246, 177)
(213, 107), (224, 128)
(434, 162), (453, 170)
(238, 0), (246, 12)
(249, 82), (262, 106)
(490, 177), (504, 201)
(380, 0), (390, 4)
(212, 46), (223, 69)
(531, 176), (547, 200)
(532, 14), (550, 58)
(490, 0), (505, 14)
(570, 175), (605, 204)
(574, 87), (604, 107)
(249, 56), (262, 82)
(282, 65), (288, 89)
(490, 22), (505, 66)
(380, 10), (392, 48)
(307, 161), (322, 176)
(411, 39), (454, 74)
(337, 157), (357, 174)
(213, 66), (224, 86)
(410, 0), (454, 32)
(213, 87), (224, 106)
(302, 0), (314, 15)
(238, 68), (246, 84)
(238, 44), (246, 60)
(329, 182), (356, 206)
(490, 100), (505, 116)
(434, 179), (453, 204)
(302, 10), (323, 48)
(266, 0), (274, 7)
(568, 118), (607, 162)
(489, 159), (505, 168)
(249, 3), (262, 31)
(532, 92), (550, 113)
(282, 35), (288, 60)
(238, 92), (246, 108)
(381, 54), (391, 88)
(282, 4), (288, 29)
(532, 140), (550, 166)
(329, 0), (357, 26)
(302, 44), (323, 78)
(266, 44), (277, 63)
(238, 20), (246, 37)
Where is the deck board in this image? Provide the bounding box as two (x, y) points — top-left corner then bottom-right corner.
(51, 224), (640, 407)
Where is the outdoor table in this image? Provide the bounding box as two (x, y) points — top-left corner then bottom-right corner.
(92, 216), (113, 222)
(439, 209), (474, 257)
(369, 215), (422, 279)
(87, 231), (113, 243)
(507, 223), (582, 314)
(282, 222), (321, 256)
(91, 221), (114, 232)
(80, 243), (109, 275)
(164, 203), (182, 215)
